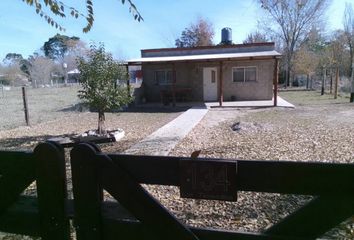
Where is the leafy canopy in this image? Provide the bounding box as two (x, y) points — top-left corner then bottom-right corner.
(175, 17), (214, 48)
(22, 0), (143, 32)
(43, 34), (80, 60)
(77, 43), (132, 113)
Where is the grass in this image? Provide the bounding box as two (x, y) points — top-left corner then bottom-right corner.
(0, 86), (80, 131)
(279, 90), (350, 106)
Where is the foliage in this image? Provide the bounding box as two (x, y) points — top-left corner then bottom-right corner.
(243, 31), (269, 44)
(294, 27), (324, 74)
(3, 53), (23, 65)
(175, 17), (214, 48)
(77, 43), (133, 134)
(28, 56), (56, 87)
(21, 0), (143, 33)
(343, 2), (354, 77)
(43, 34), (80, 60)
(258, 0), (330, 86)
(0, 62), (27, 86)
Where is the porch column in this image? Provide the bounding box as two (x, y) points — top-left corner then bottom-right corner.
(172, 63), (176, 107)
(273, 58), (279, 107)
(219, 61), (223, 107)
(126, 63), (131, 100)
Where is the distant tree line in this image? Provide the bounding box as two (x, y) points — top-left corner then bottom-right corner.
(0, 34), (87, 87)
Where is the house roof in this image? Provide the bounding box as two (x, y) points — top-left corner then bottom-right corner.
(141, 42), (276, 54)
(128, 50), (281, 65)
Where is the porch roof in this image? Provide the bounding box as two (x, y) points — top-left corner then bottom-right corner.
(127, 50), (281, 65)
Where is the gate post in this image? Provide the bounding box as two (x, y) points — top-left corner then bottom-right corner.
(34, 141), (70, 240)
(71, 143), (103, 240)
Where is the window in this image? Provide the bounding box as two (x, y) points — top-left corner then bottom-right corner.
(211, 70), (216, 83)
(155, 70), (173, 85)
(232, 67), (257, 82)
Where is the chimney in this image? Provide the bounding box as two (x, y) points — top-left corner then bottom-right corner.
(221, 27), (232, 45)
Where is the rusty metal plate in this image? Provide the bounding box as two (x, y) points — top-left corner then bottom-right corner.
(179, 159), (237, 201)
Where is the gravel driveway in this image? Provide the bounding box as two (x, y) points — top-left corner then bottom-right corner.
(1, 91), (353, 239)
(145, 91), (354, 239)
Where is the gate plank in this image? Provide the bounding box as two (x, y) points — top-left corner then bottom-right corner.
(108, 154), (354, 196)
(34, 142), (70, 240)
(265, 196), (354, 238)
(0, 151), (35, 213)
(98, 153), (199, 240)
(71, 143), (103, 240)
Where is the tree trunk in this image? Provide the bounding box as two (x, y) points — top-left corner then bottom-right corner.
(286, 67), (291, 88)
(351, 62), (354, 103)
(334, 67), (339, 99)
(330, 69), (333, 94)
(321, 68), (325, 96)
(98, 111), (105, 135)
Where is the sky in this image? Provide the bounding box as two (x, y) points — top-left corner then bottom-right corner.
(0, 0), (350, 61)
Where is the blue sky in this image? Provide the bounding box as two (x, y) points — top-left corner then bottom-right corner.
(0, 0), (349, 60)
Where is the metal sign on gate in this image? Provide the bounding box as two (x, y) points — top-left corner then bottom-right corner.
(179, 159), (237, 201)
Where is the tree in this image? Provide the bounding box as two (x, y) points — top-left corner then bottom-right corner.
(77, 43), (133, 134)
(42, 34), (88, 84)
(43, 34), (80, 61)
(293, 27), (326, 89)
(175, 17), (214, 48)
(258, 0), (329, 87)
(343, 2), (354, 101)
(0, 62), (27, 86)
(294, 46), (319, 89)
(3, 53), (23, 65)
(243, 31), (269, 44)
(22, 0), (142, 32)
(2, 53), (31, 83)
(28, 56), (56, 87)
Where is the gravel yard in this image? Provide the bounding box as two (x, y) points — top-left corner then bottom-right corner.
(1, 90), (353, 239)
(0, 86), (185, 152)
(144, 91), (354, 238)
(0, 110), (184, 152)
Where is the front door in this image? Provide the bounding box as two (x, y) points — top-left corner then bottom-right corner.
(203, 67), (218, 101)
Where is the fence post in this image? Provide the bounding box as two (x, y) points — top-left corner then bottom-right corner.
(71, 143), (103, 240)
(34, 142), (70, 240)
(22, 86), (30, 126)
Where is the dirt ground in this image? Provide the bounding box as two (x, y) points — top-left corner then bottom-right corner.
(157, 90), (354, 238)
(1, 90), (353, 239)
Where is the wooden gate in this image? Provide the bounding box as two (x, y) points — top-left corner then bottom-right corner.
(0, 141), (353, 240)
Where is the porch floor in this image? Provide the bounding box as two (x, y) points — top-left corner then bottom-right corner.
(204, 96), (295, 108)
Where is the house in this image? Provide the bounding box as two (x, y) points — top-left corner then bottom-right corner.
(127, 31), (281, 106)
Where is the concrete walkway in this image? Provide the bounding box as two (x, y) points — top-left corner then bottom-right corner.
(204, 96), (295, 108)
(124, 106), (208, 156)
(124, 97), (294, 156)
